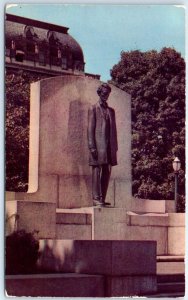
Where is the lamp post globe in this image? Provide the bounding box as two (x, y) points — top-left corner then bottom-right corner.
(172, 157), (181, 173)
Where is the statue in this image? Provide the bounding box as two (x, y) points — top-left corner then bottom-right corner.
(87, 83), (118, 207)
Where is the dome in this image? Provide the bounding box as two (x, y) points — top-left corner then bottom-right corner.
(5, 14), (85, 72)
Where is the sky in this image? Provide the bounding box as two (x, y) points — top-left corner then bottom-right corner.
(5, 3), (185, 81)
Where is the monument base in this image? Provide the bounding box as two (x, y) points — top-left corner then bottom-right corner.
(6, 240), (157, 297)
(6, 193), (185, 256)
(6, 274), (157, 297)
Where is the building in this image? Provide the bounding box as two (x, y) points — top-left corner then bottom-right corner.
(5, 13), (100, 79)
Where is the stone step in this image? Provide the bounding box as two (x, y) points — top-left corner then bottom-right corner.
(157, 282), (185, 293)
(6, 273), (105, 297)
(157, 255), (185, 277)
(56, 208), (93, 239)
(6, 273), (157, 297)
(157, 255), (184, 262)
(56, 207), (128, 223)
(56, 207), (93, 216)
(147, 291), (185, 298)
(55, 207), (128, 240)
(157, 261), (185, 275)
(127, 212), (185, 227)
(56, 212), (92, 225)
(157, 274), (185, 283)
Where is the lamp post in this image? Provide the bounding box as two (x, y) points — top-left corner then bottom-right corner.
(172, 157), (181, 212)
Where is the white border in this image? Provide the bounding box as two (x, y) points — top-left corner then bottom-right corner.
(2, 1), (187, 300)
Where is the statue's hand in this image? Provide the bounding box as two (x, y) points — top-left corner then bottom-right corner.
(91, 149), (98, 160)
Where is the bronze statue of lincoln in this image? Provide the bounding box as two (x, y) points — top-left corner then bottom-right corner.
(87, 83), (118, 207)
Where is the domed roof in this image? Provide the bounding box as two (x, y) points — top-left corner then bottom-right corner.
(5, 13), (84, 63)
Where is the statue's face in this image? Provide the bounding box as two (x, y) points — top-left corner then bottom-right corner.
(100, 87), (110, 102)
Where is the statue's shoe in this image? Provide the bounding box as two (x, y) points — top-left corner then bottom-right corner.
(93, 200), (103, 207)
(93, 200), (111, 207)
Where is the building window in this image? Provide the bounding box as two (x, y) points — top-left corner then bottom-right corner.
(62, 44), (73, 69)
(67, 52), (73, 69)
(24, 26), (39, 61)
(48, 31), (62, 66)
(39, 40), (48, 66)
(9, 40), (16, 58)
(74, 60), (84, 71)
(13, 35), (25, 62)
(15, 50), (25, 62)
(61, 57), (67, 70)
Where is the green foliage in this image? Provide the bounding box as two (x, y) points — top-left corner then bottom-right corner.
(110, 48), (185, 211)
(6, 229), (39, 274)
(6, 70), (51, 191)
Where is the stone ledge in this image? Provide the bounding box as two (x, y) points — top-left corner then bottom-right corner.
(56, 207), (94, 214)
(157, 256), (184, 262)
(127, 212), (185, 227)
(157, 261), (185, 275)
(56, 212), (92, 225)
(6, 273), (105, 297)
(106, 275), (157, 297)
(131, 198), (175, 213)
(127, 211), (168, 227)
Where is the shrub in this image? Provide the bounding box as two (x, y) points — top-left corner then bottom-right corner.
(6, 229), (39, 274)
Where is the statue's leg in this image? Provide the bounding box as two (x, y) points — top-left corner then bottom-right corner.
(92, 166), (102, 204)
(101, 164), (111, 202)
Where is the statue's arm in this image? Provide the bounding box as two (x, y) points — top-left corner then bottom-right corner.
(87, 106), (97, 158)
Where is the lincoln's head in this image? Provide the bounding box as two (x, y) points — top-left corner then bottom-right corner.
(97, 83), (111, 102)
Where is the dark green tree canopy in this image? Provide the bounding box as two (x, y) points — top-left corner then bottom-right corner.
(6, 70), (51, 191)
(110, 48), (185, 211)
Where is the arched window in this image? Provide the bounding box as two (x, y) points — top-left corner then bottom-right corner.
(48, 31), (58, 66)
(14, 35), (25, 62)
(62, 44), (73, 69)
(47, 31), (63, 66)
(74, 61), (84, 72)
(24, 26), (39, 61)
(38, 39), (48, 66)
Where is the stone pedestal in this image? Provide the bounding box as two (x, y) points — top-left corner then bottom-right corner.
(14, 75), (132, 209)
(6, 199), (56, 238)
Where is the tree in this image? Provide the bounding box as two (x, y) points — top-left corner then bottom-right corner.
(6, 70), (51, 191)
(110, 48), (185, 211)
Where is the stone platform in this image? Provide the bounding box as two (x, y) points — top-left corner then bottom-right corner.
(56, 207), (185, 256)
(6, 240), (157, 297)
(37, 240), (156, 275)
(6, 195), (185, 256)
(6, 274), (105, 297)
(6, 273), (157, 297)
